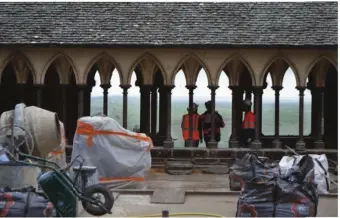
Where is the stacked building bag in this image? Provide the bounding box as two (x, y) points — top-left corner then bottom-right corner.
(233, 154), (318, 217)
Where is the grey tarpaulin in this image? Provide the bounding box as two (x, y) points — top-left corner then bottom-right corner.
(72, 116), (152, 189)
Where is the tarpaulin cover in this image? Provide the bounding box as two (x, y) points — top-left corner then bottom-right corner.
(279, 154), (329, 194)
(236, 154), (318, 217)
(0, 187), (56, 217)
(71, 116), (152, 189)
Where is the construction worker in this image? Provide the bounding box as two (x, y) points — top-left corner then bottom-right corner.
(200, 101), (225, 147)
(241, 99), (255, 147)
(181, 103), (202, 147)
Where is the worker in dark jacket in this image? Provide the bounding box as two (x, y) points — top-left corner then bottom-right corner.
(241, 99), (255, 147)
(200, 101), (225, 147)
(181, 103), (202, 147)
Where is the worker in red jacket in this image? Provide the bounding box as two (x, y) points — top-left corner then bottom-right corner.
(241, 99), (255, 147)
(181, 103), (202, 147)
(200, 101), (225, 147)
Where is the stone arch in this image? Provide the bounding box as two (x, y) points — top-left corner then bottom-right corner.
(41, 52), (78, 84)
(83, 52), (124, 85)
(127, 52), (167, 85)
(0, 51), (36, 84)
(216, 53), (255, 86)
(305, 55), (338, 87)
(171, 53), (212, 85)
(261, 56), (300, 87)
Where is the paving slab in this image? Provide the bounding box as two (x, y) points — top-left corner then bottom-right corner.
(150, 188), (186, 204)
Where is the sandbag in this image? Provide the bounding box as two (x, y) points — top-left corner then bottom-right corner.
(236, 178), (276, 217)
(235, 155), (319, 217)
(229, 154), (280, 191)
(0, 187), (56, 217)
(275, 180), (318, 217)
(72, 116), (152, 189)
(279, 154), (328, 193)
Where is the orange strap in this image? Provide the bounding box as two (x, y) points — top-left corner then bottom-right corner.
(76, 121), (153, 149)
(99, 176), (145, 183)
(48, 150), (65, 157)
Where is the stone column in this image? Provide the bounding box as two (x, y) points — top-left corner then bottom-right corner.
(163, 85), (175, 148)
(151, 86), (158, 139)
(314, 87), (325, 149)
(140, 85), (152, 135)
(158, 87), (167, 141)
(296, 87), (306, 151)
(251, 86), (263, 149)
(77, 85), (86, 118)
(60, 84), (68, 126)
(185, 85), (197, 147)
(207, 85), (219, 149)
(120, 85), (131, 129)
(229, 86), (242, 148)
(35, 84), (44, 108)
(245, 88), (252, 100)
(272, 86), (283, 148)
(16, 83), (26, 103)
(100, 84), (111, 116)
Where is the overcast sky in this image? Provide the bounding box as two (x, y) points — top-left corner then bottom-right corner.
(91, 67), (311, 101)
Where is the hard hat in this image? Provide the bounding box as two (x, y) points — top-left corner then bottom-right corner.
(243, 99), (252, 107)
(187, 103), (198, 110)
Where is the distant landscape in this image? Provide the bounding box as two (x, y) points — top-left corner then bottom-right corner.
(91, 95), (311, 148)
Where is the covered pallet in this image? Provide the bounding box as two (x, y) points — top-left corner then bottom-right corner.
(72, 116), (152, 189)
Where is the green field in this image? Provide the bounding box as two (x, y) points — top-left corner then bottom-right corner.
(91, 95), (311, 148)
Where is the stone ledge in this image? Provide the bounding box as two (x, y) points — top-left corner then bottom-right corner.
(110, 189), (338, 198)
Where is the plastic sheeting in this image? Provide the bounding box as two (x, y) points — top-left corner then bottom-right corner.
(71, 116), (152, 189)
(279, 154), (329, 194)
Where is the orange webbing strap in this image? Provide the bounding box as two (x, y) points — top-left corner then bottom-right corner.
(76, 121), (153, 149)
(48, 150), (65, 157)
(99, 176), (145, 183)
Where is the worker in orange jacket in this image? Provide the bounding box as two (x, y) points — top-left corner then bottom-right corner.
(181, 103), (202, 147)
(241, 99), (255, 147)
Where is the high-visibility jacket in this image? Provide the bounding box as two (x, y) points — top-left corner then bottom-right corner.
(181, 113), (200, 141)
(242, 111), (255, 129)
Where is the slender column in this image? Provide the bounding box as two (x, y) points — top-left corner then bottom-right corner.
(296, 87), (306, 151)
(314, 87), (325, 149)
(185, 85), (197, 147)
(163, 85), (175, 148)
(207, 85), (219, 149)
(251, 86), (263, 149)
(158, 87), (167, 140)
(16, 83), (26, 103)
(35, 84), (44, 108)
(229, 86), (242, 148)
(140, 85), (152, 135)
(60, 84), (68, 126)
(272, 86), (283, 148)
(245, 89), (252, 100)
(77, 85), (86, 118)
(100, 84), (111, 116)
(120, 85), (131, 129)
(151, 86), (158, 139)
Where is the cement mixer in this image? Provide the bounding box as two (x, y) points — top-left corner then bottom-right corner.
(0, 103), (62, 158)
